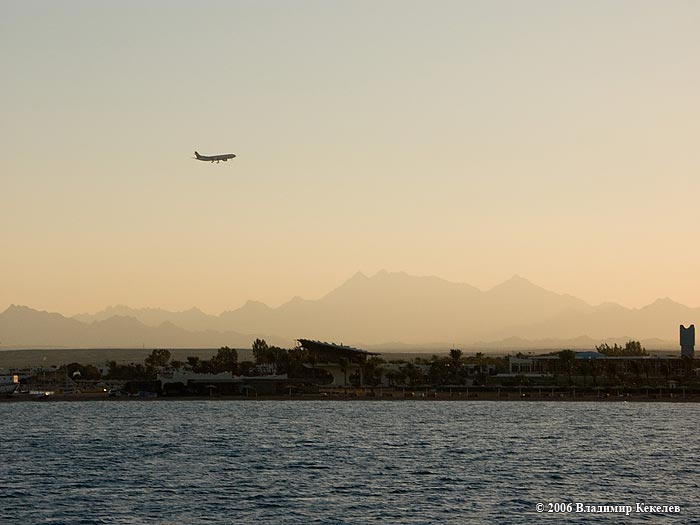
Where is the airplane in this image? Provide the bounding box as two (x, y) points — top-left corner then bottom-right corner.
(193, 151), (237, 164)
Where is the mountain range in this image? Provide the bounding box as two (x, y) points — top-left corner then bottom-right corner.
(1, 271), (694, 350)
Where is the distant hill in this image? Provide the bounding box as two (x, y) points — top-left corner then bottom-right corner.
(215, 272), (594, 344)
(0, 305), (288, 349)
(497, 297), (699, 343)
(0, 271), (692, 350)
(73, 305), (219, 332)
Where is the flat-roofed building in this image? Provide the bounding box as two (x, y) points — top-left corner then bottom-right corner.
(508, 351), (684, 378)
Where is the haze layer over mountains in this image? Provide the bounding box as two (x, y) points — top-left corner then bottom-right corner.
(1, 271), (693, 350)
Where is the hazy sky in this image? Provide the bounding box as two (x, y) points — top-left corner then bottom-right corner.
(2, 1), (699, 315)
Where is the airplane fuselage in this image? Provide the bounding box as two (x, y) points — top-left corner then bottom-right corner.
(194, 151), (236, 163)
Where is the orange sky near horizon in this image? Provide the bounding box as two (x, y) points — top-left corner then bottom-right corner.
(2, 1), (699, 315)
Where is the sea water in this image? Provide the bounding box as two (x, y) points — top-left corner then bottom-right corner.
(1, 400), (698, 524)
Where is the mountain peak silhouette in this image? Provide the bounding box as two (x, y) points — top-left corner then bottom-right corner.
(0, 271), (693, 348)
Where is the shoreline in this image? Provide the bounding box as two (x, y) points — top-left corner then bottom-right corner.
(2, 393), (699, 403)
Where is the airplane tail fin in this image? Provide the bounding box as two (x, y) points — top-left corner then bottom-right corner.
(194, 151), (201, 159)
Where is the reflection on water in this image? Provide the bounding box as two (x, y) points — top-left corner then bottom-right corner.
(1, 401), (697, 524)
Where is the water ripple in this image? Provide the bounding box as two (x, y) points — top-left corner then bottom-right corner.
(1, 400), (698, 524)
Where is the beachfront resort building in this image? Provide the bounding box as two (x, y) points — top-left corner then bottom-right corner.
(297, 339), (379, 387)
(508, 326), (697, 382)
(508, 351), (685, 378)
(157, 369), (292, 396)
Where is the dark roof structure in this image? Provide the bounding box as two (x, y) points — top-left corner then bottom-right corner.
(297, 339), (379, 358)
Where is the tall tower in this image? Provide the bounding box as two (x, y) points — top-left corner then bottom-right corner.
(680, 325), (695, 358)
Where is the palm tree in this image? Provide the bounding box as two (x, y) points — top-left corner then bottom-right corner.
(559, 349), (576, 386)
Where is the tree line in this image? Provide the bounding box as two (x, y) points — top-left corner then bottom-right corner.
(59, 340), (502, 386)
